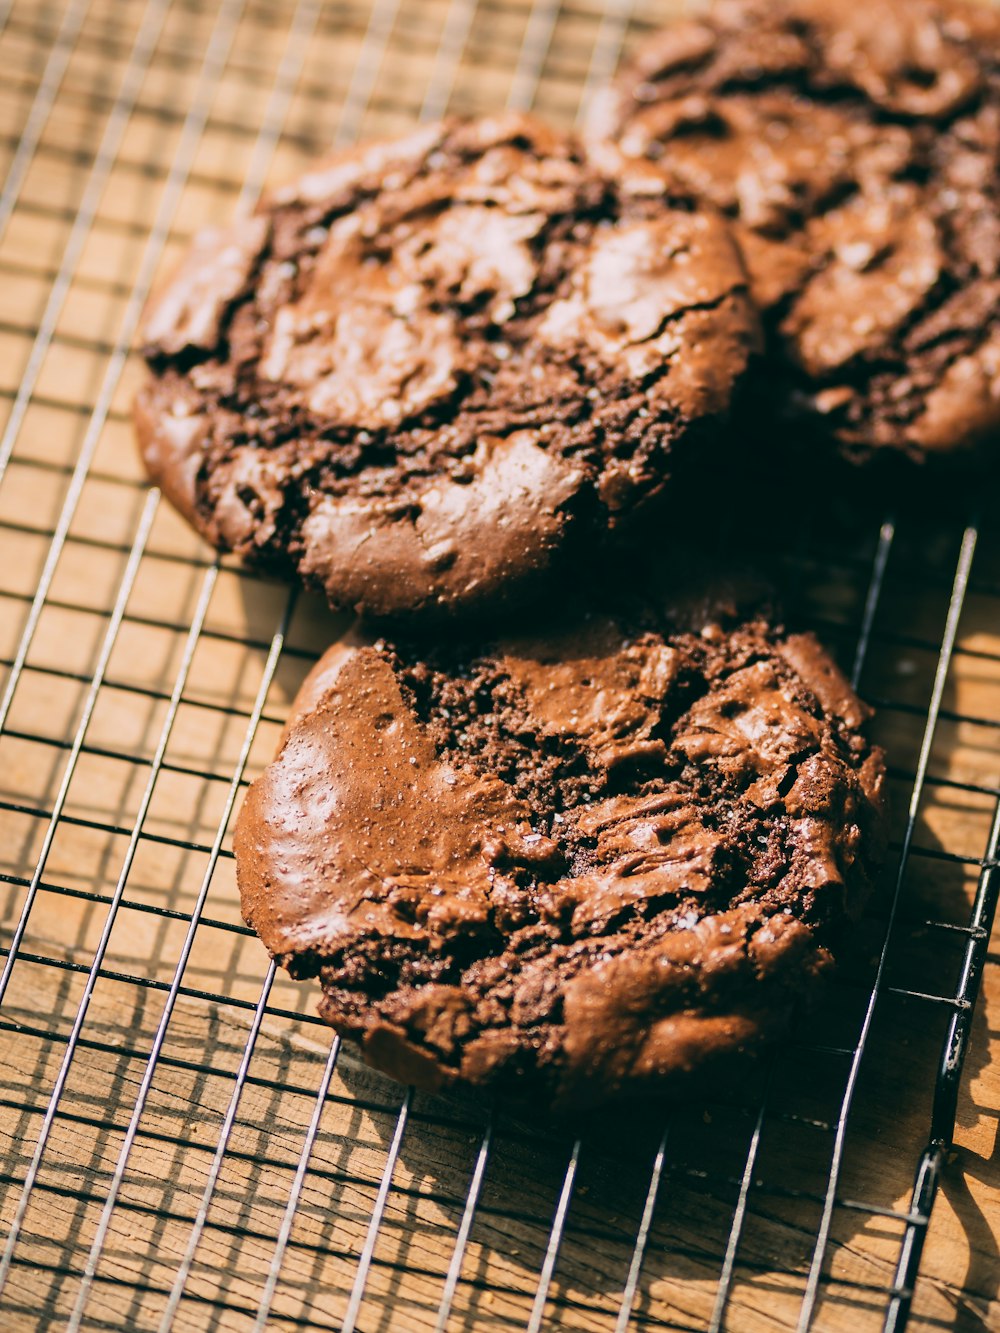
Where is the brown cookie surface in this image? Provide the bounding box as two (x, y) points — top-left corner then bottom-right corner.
(589, 0), (1000, 464)
(235, 588), (886, 1111)
(136, 115), (758, 618)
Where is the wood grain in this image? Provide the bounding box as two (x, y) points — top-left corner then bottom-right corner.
(0, 0), (998, 1329)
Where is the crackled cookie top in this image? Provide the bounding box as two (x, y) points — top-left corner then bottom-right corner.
(235, 590), (886, 1110)
(136, 114), (758, 618)
(590, 0), (1000, 463)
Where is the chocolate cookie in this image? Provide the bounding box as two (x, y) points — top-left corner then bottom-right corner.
(589, 0), (1000, 464)
(136, 115), (758, 618)
(235, 586), (886, 1110)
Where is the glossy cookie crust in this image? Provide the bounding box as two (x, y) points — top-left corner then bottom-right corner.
(136, 114), (758, 618)
(235, 591), (887, 1111)
(590, 0), (1000, 464)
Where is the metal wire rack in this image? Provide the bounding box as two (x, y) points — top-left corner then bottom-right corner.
(1, 0), (999, 1329)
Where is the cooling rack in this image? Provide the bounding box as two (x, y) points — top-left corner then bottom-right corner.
(1, 0), (999, 1329)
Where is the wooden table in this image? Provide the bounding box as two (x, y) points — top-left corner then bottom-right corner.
(0, 0), (998, 1329)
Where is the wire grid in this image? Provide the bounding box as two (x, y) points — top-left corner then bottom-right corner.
(0, 0), (998, 1330)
